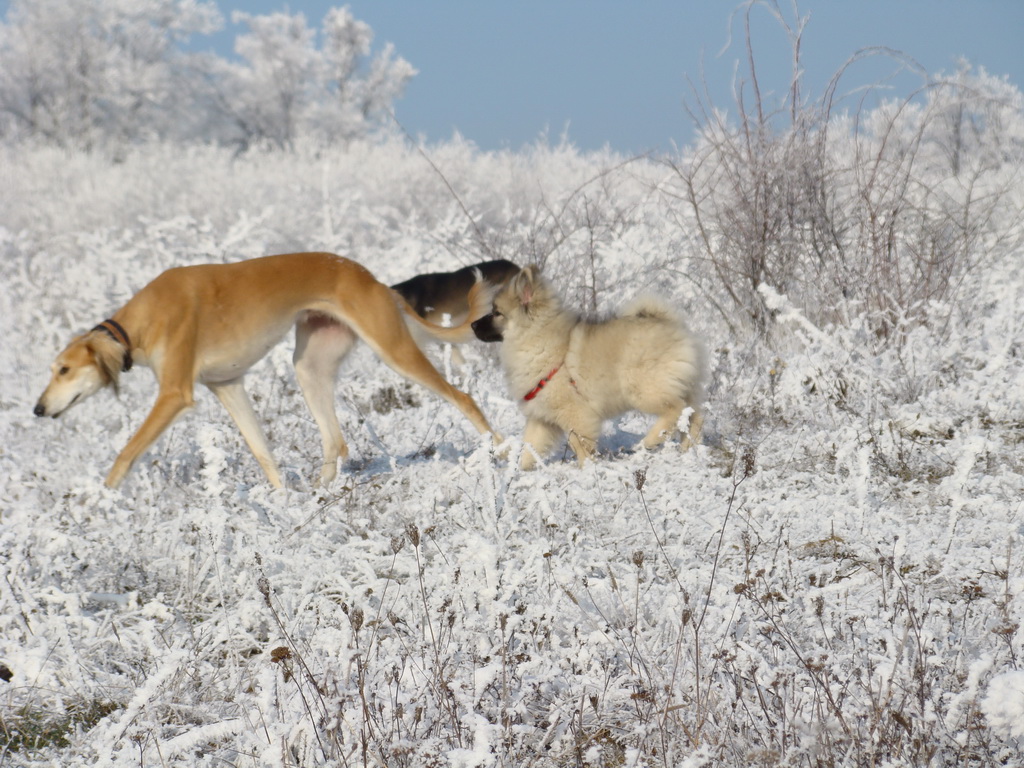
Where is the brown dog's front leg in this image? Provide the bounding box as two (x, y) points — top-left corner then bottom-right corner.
(208, 379), (283, 488)
(105, 390), (193, 488)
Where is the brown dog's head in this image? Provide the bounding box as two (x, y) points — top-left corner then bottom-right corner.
(33, 330), (126, 418)
(471, 266), (542, 343)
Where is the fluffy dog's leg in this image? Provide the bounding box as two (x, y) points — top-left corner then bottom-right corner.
(294, 315), (356, 485)
(567, 430), (599, 467)
(520, 418), (563, 470)
(680, 408), (704, 452)
(642, 404), (684, 450)
(208, 379), (282, 488)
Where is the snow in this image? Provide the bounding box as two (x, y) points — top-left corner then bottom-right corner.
(983, 669), (1024, 741)
(0, 134), (1022, 766)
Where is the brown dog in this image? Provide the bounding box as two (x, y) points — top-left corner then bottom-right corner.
(34, 252), (497, 489)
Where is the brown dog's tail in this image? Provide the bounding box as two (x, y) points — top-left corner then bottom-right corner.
(394, 271), (499, 345)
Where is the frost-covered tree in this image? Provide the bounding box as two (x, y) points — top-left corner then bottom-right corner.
(202, 8), (416, 150)
(200, 11), (321, 149)
(0, 3), (413, 150)
(0, 0), (222, 148)
(923, 60), (1024, 175)
(312, 7), (417, 144)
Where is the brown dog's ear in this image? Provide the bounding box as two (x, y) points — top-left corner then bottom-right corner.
(87, 332), (124, 394)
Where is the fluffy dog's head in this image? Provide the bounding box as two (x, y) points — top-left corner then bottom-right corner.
(471, 266), (544, 343)
(33, 330), (125, 418)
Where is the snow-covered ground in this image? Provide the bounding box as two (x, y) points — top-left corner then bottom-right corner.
(1, 137), (1022, 766)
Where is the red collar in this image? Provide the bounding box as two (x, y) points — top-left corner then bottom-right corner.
(524, 366), (560, 401)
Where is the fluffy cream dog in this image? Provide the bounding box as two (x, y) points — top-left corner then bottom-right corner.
(472, 266), (705, 469)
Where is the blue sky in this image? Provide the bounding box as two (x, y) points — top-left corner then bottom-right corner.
(6, 0), (1022, 153)
(203, 0), (1022, 153)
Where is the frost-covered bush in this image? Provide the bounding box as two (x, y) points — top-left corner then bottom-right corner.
(669, 3), (1024, 340)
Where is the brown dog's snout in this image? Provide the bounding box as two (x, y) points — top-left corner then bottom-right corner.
(33, 402), (46, 417)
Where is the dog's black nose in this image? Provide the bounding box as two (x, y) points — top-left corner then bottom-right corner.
(471, 315), (503, 343)
(33, 403), (45, 417)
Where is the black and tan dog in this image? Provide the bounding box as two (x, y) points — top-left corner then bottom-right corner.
(392, 259), (520, 325)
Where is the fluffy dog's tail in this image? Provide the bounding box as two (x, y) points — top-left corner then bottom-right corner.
(394, 271), (499, 345)
(620, 295), (681, 324)
(622, 294), (706, 405)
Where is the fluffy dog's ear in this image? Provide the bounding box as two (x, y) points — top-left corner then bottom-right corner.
(514, 266), (539, 307)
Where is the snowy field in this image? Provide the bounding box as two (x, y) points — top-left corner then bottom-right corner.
(1, 134), (1023, 767)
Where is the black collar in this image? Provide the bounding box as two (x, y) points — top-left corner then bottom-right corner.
(92, 319), (133, 371)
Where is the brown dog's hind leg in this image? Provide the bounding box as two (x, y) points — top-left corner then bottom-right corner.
(294, 315), (357, 486)
(351, 289), (496, 440)
(382, 340), (494, 437)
